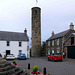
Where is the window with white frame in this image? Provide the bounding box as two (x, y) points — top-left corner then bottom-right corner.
(48, 41), (50, 46)
(57, 39), (59, 45)
(57, 48), (60, 53)
(52, 40), (54, 46)
(48, 48), (50, 55)
(52, 49), (54, 53)
(19, 42), (22, 47)
(57, 49), (60, 53)
(7, 41), (10, 46)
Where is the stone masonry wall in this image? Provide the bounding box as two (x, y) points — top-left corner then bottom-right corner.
(31, 7), (41, 57)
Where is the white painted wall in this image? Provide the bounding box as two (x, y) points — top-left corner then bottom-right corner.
(0, 41), (30, 58)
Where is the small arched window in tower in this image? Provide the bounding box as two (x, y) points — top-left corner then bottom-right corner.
(34, 10), (37, 15)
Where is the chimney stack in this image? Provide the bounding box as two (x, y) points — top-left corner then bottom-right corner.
(70, 22), (74, 30)
(52, 31), (54, 36)
(24, 28), (27, 35)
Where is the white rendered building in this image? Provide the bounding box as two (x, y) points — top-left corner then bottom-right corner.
(0, 29), (30, 58)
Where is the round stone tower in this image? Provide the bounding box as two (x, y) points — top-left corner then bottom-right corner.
(31, 7), (41, 57)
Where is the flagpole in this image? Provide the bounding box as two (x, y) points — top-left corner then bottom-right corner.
(36, 0), (38, 6)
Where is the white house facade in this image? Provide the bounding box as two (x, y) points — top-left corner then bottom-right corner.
(0, 29), (30, 58)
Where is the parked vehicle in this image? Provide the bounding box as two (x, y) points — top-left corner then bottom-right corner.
(0, 53), (2, 58)
(18, 53), (26, 60)
(48, 53), (62, 61)
(6, 54), (15, 60)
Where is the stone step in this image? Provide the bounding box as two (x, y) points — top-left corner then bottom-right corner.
(0, 60), (6, 64)
(0, 62), (11, 68)
(0, 59), (26, 75)
(0, 71), (7, 75)
(19, 72), (27, 75)
(0, 65), (16, 72)
(4, 65), (16, 71)
(11, 69), (24, 75)
(14, 69), (23, 75)
(6, 67), (20, 75)
(0, 67), (20, 75)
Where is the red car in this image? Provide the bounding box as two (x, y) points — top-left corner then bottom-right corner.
(48, 53), (62, 61)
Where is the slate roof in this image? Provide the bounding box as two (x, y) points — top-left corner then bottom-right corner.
(47, 29), (70, 41)
(0, 31), (29, 41)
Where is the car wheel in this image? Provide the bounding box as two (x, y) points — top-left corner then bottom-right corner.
(53, 58), (55, 62)
(48, 58), (50, 61)
(61, 60), (62, 62)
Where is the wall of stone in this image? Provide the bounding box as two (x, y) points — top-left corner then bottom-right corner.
(31, 7), (41, 57)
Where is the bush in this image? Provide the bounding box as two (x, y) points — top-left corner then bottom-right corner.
(13, 60), (16, 64)
(4, 55), (6, 58)
(33, 65), (39, 72)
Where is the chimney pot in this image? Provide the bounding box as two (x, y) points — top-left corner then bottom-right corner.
(52, 31), (54, 36)
(70, 22), (74, 30)
(70, 22), (73, 25)
(24, 28), (27, 35)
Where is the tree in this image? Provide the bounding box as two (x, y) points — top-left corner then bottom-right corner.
(41, 41), (46, 56)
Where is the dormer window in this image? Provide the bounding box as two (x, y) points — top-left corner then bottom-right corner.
(7, 41), (10, 46)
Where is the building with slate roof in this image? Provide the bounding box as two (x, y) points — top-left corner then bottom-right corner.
(0, 28), (30, 58)
(63, 33), (75, 58)
(46, 22), (75, 57)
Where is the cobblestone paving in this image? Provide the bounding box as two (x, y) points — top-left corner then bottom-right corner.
(7, 57), (75, 75)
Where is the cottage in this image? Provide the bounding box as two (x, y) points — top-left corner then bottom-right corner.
(46, 22), (75, 58)
(0, 28), (30, 58)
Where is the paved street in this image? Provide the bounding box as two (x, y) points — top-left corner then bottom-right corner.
(7, 57), (75, 75)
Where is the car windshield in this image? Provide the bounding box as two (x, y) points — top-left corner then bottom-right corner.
(21, 54), (25, 56)
(19, 54), (25, 56)
(7, 54), (14, 56)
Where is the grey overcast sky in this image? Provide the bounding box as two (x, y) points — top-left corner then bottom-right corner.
(0, 0), (75, 42)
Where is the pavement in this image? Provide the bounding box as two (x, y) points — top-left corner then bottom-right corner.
(64, 58), (75, 64)
(7, 57), (75, 75)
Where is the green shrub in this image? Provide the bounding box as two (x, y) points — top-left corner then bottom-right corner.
(48, 73), (51, 75)
(13, 60), (16, 64)
(4, 55), (6, 58)
(33, 65), (39, 72)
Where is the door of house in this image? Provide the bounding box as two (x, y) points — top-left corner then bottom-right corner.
(6, 50), (10, 56)
(67, 46), (75, 58)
